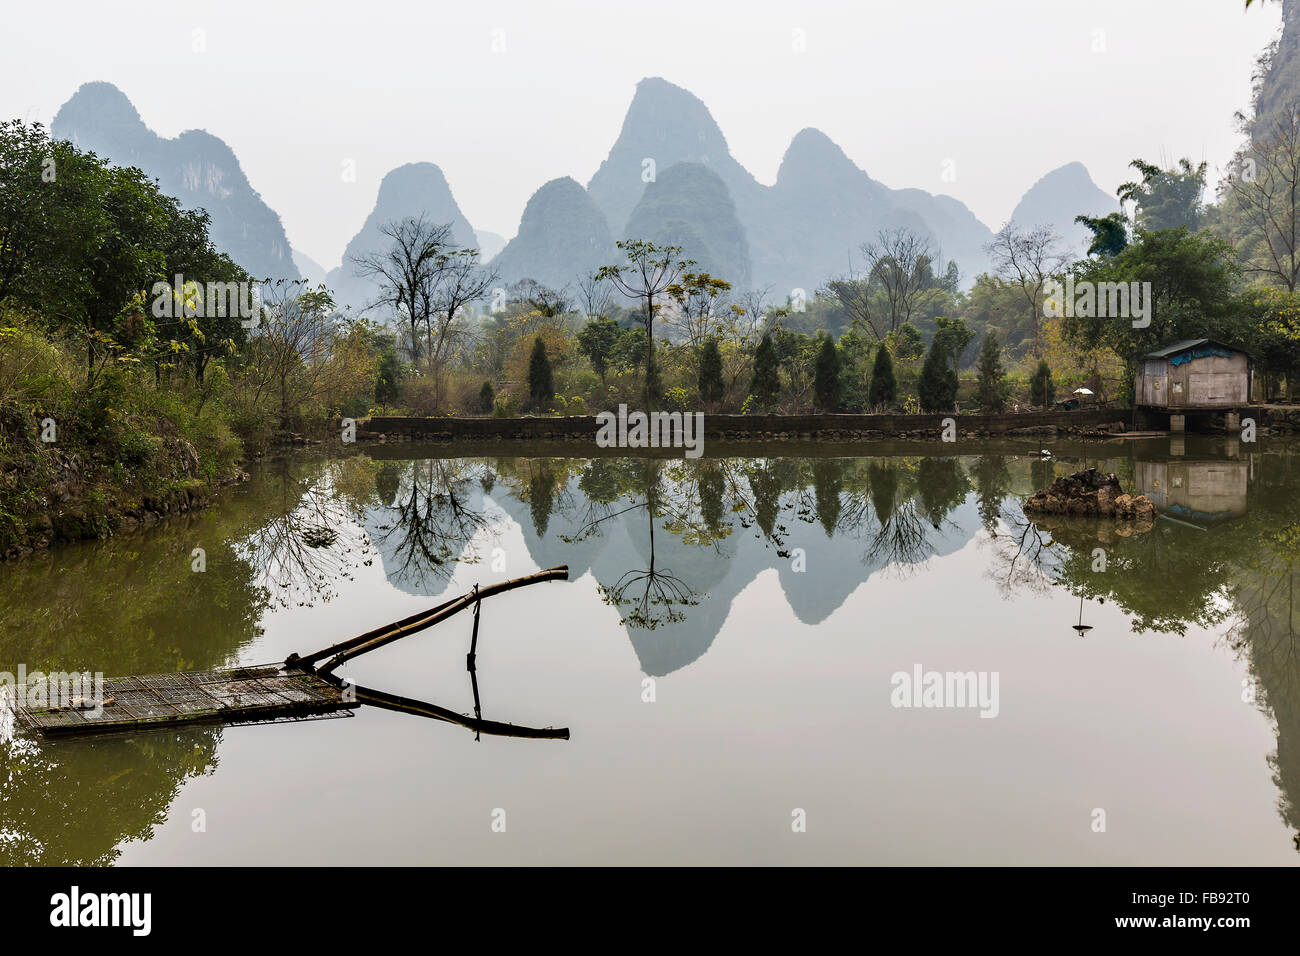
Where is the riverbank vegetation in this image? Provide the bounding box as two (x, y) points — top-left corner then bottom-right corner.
(0, 122), (384, 553)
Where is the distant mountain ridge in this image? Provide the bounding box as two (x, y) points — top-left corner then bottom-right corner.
(490, 177), (615, 290)
(46, 79), (1119, 312)
(624, 162), (751, 289)
(1008, 162), (1117, 257)
(292, 248), (328, 287)
(50, 82), (299, 281)
(1250, 0), (1300, 137)
(586, 78), (999, 293)
(325, 162), (477, 314)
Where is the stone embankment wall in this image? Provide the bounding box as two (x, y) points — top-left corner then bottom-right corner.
(360, 408), (1130, 443)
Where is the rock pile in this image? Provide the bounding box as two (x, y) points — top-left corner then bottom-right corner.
(1023, 468), (1156, 521)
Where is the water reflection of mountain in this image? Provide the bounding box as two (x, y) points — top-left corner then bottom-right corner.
(496, 465), (979, 676)
(362, 455), (986, 675)
(346, 442), (1294, 676)
(363, 459), (500, 595)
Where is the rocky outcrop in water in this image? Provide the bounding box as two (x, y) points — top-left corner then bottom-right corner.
(1023, 468), (1156, 522)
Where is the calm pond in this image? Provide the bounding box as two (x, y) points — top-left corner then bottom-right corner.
(1, 437), (1298, 865)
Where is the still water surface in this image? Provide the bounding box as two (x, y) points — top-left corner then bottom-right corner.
(1, 437), (1297, 865)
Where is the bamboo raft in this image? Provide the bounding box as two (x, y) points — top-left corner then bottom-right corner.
(11, 666), (355, 737)
(9, 566), (569, 740)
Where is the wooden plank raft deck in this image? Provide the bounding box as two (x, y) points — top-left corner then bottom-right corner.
(10, 565), (570, 741)
(12, 666), (355, 737)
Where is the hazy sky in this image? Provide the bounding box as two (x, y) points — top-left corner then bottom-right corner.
(2, 0), (1284, 269)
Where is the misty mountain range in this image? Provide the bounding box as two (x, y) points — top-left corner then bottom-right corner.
(51, 82), (300, 283)
(49, 77), (1118, 313)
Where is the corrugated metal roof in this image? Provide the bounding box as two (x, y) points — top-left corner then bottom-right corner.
(1141, 338), (1246, 359)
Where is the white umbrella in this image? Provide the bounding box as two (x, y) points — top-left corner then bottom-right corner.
(1073, 387), (1094, 396)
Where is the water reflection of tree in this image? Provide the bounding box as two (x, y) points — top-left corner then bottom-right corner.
(833, 460), (952, 572)
(0, 727), (220, 866)
(869, 462), (899, 526)
(564, 459), (701, 630)
(560, 454), (986, 628)
(490, 457), (583, 542)
(1046, 520), (1231, 635)
(0, 504), (270, 677)
(525, 460), (563, 538)
(983, 508), (1056, 597)
(997, 445), (1300, 847)
(976, 451), (1236, 630)
(238, 457), (376, 607)
(372, 459), (500, 590)
(810, 459), (843, 536)
(971, 456), (1013, 533)
(1227, 519), (1300, 839)
(916, 457), (970, 530)
(739, 459), (795, 556)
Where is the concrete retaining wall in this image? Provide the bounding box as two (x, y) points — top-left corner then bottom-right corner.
(361, 408), (1131, 443)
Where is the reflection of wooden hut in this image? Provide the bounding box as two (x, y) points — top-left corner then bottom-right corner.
(1133, 459), (1248, 525)
(1134, 339), (1252, 409)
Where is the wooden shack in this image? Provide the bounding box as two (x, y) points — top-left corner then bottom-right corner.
(1134, 339), (1252, 409)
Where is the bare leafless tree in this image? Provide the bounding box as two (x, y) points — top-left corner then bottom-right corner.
(426, 247), (498, 372)
(985, 222), (1068, 359)
(732, 285), (777, 345)
(506, 278), (571, 319)
(827, 227), (936, 341)
(863, 227), (934, 333)
(246, 280), (335, 428)
(351, 216), (453, 364)
(577, 272), (615, 323)
(1223, 107), (1300, 291)
(825, 272), (880, 339)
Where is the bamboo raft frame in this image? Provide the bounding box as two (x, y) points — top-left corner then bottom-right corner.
(9, 566), (570, 740)
(9, 666), (356, 737)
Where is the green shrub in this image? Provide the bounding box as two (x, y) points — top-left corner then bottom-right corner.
(868, 344), (897, 409)
(1030, 361), (1055, 407)
(814, 336), (842, 411)
(974, 333), (1010, 413)
(118, 427), (158, 467)
(664, 386), (690, 412)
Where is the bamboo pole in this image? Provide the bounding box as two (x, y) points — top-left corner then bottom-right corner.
(349, 683), (569, 740)
(285, 566), (569, 675)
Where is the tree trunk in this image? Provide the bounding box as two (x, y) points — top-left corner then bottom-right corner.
(644, 292), (656, 409)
